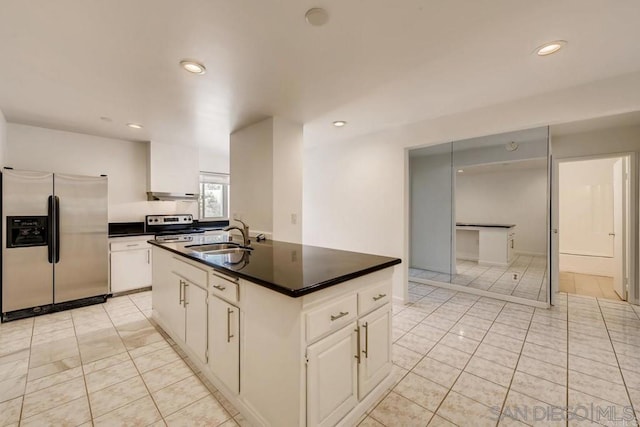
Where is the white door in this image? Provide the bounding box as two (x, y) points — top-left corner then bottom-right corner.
(358, 305), (392, 399)
(613, 159), (625, 299)
(209, 296), (240, 394)
(185, 283), (208, 364)
(307, 323), (358, 427)
(152, 248), (185, 342)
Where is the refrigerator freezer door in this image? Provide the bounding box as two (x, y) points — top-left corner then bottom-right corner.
(54, 174), (108, 303)
(2, 170), (54, 312)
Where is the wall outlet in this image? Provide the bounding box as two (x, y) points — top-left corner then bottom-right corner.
(291, 213), (297, 225)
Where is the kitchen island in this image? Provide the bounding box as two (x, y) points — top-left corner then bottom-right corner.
(150, 235), (401, 427)
(456, 223), (516, 267)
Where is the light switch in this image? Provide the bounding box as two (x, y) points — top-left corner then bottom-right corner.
(291, 213), (297, 225)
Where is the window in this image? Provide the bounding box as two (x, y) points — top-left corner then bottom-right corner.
(199, 172), (230, 220)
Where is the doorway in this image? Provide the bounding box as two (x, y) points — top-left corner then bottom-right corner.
(555, 155), (631, 301)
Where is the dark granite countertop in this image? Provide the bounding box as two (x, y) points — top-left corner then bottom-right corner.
(456, 223), (516, 229)
(149, 235), (401, 297)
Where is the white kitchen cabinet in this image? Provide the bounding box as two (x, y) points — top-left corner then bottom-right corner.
(209, 295), (240, 394)
(357, 305), (392, 399)
(109, 237), (152, 293)
(184, 282), (208, 364)
(152, 249), (186, 342)
(307, 322), (358, 427)
(147, 141), (199, 195)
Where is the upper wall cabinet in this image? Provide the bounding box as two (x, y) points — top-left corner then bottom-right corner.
(147, 141), (199, 199)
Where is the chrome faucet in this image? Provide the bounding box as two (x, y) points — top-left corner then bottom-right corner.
(224, 219), (250, 247)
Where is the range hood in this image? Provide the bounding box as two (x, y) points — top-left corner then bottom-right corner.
(146, 191), (199, 201)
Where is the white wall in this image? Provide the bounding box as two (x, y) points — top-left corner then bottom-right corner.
(0, 109), (6, 167)
(456, 168), (547, 255)
(199, 147), (230, 174)
(272, 118), (303, 243)
(230, 118), (274, 233)
(5, 123), (199, 222)
(410, 153), (453, 272)
(303, 71), (640, 304)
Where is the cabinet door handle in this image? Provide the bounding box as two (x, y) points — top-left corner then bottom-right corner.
(147, 250), (150, 264)
(354, 327), (361, 364)
(372, 293), (386, 301)
(213, 284), (226, 291)
(179, 280), (184, 304)
(227, 308), (234, 343)
(362, 322), (369, 358)
(330, 311), (349, 321)
(184, 283), (189, 306)
(511, 240), (514, 249)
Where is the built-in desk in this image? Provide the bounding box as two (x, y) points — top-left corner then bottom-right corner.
(456, 223), (515, 267)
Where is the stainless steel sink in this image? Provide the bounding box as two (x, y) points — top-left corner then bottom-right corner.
(186, 243), (252, 255)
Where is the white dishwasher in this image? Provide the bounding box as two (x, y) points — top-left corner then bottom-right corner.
(109, 236), (153, 293)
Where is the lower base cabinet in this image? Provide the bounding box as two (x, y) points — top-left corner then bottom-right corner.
(185, 282), (208, 364)
(209, 295), (240, 393)
(306, 323), (359, 427)
(357, 305), (392, 399)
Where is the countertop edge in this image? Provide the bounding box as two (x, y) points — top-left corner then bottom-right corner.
(149, 240), (402, 298)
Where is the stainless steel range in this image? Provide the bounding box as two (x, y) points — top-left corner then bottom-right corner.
(145, 214), (205, 242)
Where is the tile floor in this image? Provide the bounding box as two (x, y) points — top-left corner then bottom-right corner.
(409, 255), (548, 302)
(358, 282), (640, 426)
(0, 291), (244, 427)
(3, 285), (640, 426)
(559, 272), (621, 301)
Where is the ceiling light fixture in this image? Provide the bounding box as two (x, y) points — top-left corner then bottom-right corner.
(179, 59), (207, 75)
(457, 169), (464, 173)
(505, 141), (519, 151)
(333, 120), (347, 127)
(305, 8), (329, 26)
(535, 40), (567, 56)
(126, 123), (144, 129)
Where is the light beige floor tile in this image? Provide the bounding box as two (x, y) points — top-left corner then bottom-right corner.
(77, 329), (127, 364)
(411, 324), (448, 342)
(502, 389), (565, 426)
(22, 376), (86, 419)
(568, 389), (633, 426)
(132, 346), (181, 373)
(392, 344), (423, 370)
(464, 356), (514, 387)
(93, 395), (162, 427)
(428, 415), (457, 426)
(482, 331), (524, 353)
(449, 322), (487, 341)
(164, 395), (231, 427)
(359, 416), (385, 426)
(20, 395), (91, 427)
(568, 370), (630, 406)
(516, 356), (567, 386)
(89, 375), (149, 418)
(569, 354), (624, 385)
(31, 327), (76, 346)
(412, 357), (462, 389)
(474, 342), (520, 369)
(152, 375), (210, 417)
(0, 375), (26, 403)
(393, 371), (448, 411)
(395, 333), (437, 355)
(0, 396), (22, 425)
(370, 391), (433, 427)
(141, 358), (194, 392)
(27, 355), (81, 382)
(29, 336), (79, 368)
(33, 318), (74, 336)
(213, 390), (239, 417)
(437, 391), (498, 427)
(0, 357), (28, 382)
(82, 351), (130, 375)
(438, 333), (480, 355)
(521, 342), (567, 368)
(510, 371), (566, 407)
(84, 359), (139, 393)
(452, 372), (508, 409)
(427, 343), (471, 370)
(25, 365), (83, 394)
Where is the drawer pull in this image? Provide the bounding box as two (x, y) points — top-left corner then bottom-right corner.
(126, 243), (139, 247)
(213, 272), (239, 284)
(213, 284), (226, 291)
(330, 311), (349, 321)
(372, 293), (387, 301)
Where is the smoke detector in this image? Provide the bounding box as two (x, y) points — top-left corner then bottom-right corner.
(305, 8), (329, 26)
(505, 141), (519, 152)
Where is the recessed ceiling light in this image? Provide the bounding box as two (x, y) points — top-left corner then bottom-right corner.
(457, 169), (464, 173)
(333, 120), (347, 127)
(179, 60), (206, 75)
(127, 123), (143, 129)
(305, 8), (329, 26)
(535, 40), (567, 56)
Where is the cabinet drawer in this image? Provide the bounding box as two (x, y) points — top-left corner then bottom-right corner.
(110, 240), (151, 251)
(210, 271), (239, 303)
(172, 257), (207, 288)
(306, 295), (357, 343)
(358, 282), (390, 316)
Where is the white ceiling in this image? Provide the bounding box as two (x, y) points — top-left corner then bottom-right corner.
(1, 0), (640, 155)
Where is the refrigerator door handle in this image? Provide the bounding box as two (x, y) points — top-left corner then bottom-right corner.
(47, 195), (54, 263)
(54, 195), (60, 263)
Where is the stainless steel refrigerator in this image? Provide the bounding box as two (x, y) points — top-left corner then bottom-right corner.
(1, 169), (108, 321)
